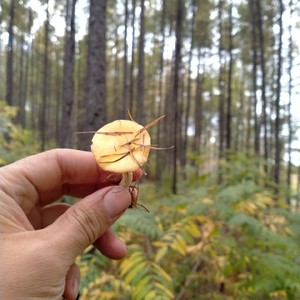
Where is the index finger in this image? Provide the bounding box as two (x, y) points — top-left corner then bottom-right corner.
(0, 149), (141, 210)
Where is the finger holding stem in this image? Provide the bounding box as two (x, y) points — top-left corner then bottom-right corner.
(119, 172), (133, 189)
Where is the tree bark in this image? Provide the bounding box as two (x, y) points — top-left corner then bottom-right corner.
(121, 0), (129, 118)
(193, 48), (203, 166)
(61, 0), (77, 148)
(6, 0), (15, 106)
(155, 0), (166, 180)
(17, 33), (25, 125)
(137, 0), (145, 123)
(182, 0), (197, 177)
(84, 0), (107, 149)
(40, 0), (50, 151)
(113, 24), (121, 119)
(129, 0), (136, 114)
(255, 0), (268, 172)
(286, 0), (294, 205)
(249, 0), (259, 156)
(172, 0), (183, 194)
(217, 0), (225, 183)
(274, 0), (284, 197)
(225, 3), (233, 153)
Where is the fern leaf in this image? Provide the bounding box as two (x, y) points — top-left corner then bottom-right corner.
(132, 276), (152, 300)
(152, 263), (173, 288)
(170, 234), (187, 255)
(120, 252), (145, 277)
(144, 290), (157, 300)
(154, 246), (168, 263)
(124, 260), (147, 285)
(154, 282), (174, 298)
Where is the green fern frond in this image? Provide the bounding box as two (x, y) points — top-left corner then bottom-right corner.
(80, 273), (132, 300)
(154, 215), (213, 262)
(120, 246), (174, 300)
(117, 210), (163, 240)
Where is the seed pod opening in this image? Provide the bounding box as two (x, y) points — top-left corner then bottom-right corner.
(91, 120), (151, 173)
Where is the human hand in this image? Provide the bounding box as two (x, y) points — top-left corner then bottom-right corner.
(0, 149), (140, 299)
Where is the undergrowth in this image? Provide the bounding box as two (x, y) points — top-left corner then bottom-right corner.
(79, 178), (300, 299)
(0, 101), (39, 165)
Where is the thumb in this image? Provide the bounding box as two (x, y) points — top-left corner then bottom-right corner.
(49, 186), (131, 262)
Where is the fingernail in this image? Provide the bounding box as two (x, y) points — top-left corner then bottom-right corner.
(103, 187), (130, 218)
(73, 278), (79, 299)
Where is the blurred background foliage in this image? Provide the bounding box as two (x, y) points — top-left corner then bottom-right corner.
(0, 101), (39, 165)
(78, 162), (300, 299)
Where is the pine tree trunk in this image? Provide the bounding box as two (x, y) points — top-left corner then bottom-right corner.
(286, 0), (294, 205)
(40, 0), (50, 151)
(155, 0), (166, 180)
(249, 0), (259, 156)
(61, 0), (76, 148)
(113, 24), (121, 119)
(75, 39), (87, 149)
(255, 0), (268, 172)
(182, 0), (196, 178)
(6, 0), (15, 106)
(121, 0), (129, 118)
(172, 0), (183, 194)
(84, 0), (107, 149)
(129, 0), (136, 114)
(225, 3), (233, 153)
(22, 9), (33, 128)
(55, 47), (62, 145)
(137, 0), (145, 123)
(193, 48), (203, 168)
(217, 0), (225, 183)
(274, 0), (284, 196)
(17, 33), (25, 125)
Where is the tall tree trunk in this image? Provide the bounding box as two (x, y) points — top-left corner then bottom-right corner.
(17, 33), (25, 124)
(22, 8), (33, 128)
(84, 0), (107, 149)
(235, 66), (245, 152)
(182, 0), (196, 178)
(172, 0), (183, 194)
(40, 0), (50, 151)
(286, 0), (294, 205)
(155, 0), (166, 180)
(249, 0), (259, 156)
(30, 39), (36, 132)
(193, 48), (203, 170)
(61, 0), (77, 148)
(6, 0), (15, 106)
(225, 2), (233, 153)
(274, 0), (284, 196)
(129, 0), (136, 114)
(217, 0), (225, 183)
(255, 0), (268, 172)
(112, 24), (121, 119)
(55, 46), (62, 145)
(136, 0), (145, 123)
(75, 39), (87, 149)
(121, 0), (129, 118)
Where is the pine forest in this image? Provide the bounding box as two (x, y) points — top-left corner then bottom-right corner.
(1, 0), (300, 298)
